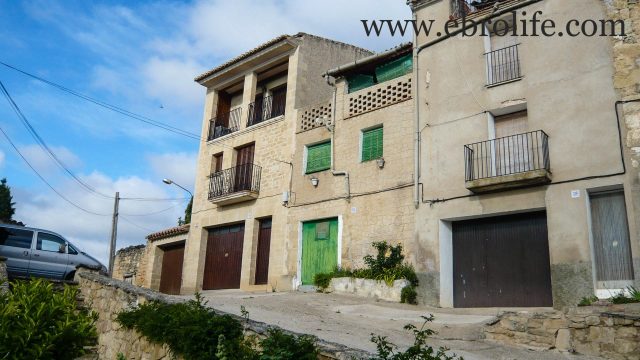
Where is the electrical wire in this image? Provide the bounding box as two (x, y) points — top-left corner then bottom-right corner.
(0, 124), (111, 216)
(120, 200), (186, 216)
(119, 216), (156, 232)
(0, 61), (294, 167)
(0, 80), (192, 203)
(0, 80), (114, 199)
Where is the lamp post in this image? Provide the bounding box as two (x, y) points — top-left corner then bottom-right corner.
(162, 178), (193, 198)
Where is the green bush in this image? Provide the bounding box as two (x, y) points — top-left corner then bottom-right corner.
(370, 315), (462, 360)
(313, 272), (333, 291)
(314, 242), (419, 302)
(577, 295), (599, 306)
(117, 294), (318, 360)
(258, 328), (317, 360)
(611, 287), (640, 304)
(0, 279), (98, 360)
(401, 286), (418, 305)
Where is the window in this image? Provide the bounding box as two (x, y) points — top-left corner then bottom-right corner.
(212, 153), (223, 173)
(0, 227), (33, 249)
(306, 141), (331, 174)
(37, 232), (66, 253)
(361, 127), (383, 162)
(68, 244), (79, 255)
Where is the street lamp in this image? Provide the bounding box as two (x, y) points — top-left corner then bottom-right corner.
(162, 178), (193, 198)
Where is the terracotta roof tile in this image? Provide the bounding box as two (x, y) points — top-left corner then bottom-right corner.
(146, 224), (190, 241)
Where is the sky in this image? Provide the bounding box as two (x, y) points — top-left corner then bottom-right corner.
(0, 0), (411, 265)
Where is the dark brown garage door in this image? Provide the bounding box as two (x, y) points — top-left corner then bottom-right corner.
(159, 243), (185, 295)
(254, 218), (272, 285)
(453, 211), (553, 308)
(203, 224), (245, 290)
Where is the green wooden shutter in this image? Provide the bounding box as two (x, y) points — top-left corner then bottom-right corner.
(362, 127), (383, 161)
(306, 141), (331, 174)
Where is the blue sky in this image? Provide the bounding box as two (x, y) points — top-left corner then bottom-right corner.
(0, 0), (410, 264)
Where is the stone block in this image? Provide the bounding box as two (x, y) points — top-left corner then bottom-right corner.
(555, 328), (573, 352)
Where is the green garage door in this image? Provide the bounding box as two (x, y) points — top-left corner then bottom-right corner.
(301, 218), (338, 285)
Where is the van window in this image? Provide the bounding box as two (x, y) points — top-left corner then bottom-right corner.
(37, 233), (66, 253)
(68, 244), (78, 255)
(0, 227), (33, 249)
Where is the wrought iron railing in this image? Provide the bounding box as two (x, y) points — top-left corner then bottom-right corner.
(207, 108), (242, 141)
(486, 44), (522, 86)
(464, 130), (550, 181)
(247, 92), (286, 127)
(208, 163), (262, 200)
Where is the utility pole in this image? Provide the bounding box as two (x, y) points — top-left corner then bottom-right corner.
(107, 192), (120, 276)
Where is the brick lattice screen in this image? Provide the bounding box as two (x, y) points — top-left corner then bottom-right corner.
(347, 76), (412, 118)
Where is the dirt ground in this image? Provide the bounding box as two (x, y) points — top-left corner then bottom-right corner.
(187, 290), (603, 360)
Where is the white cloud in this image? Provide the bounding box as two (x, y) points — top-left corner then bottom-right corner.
(142, 57), (204, 109)
(13, 171), (187, 265)
(0, 150), (4, 168)
(18, 144), (82, 173)
(148, 152), (197, 193)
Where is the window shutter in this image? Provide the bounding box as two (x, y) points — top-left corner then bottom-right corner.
(306, 141), (331, 173)
(362, 127), (383, 161)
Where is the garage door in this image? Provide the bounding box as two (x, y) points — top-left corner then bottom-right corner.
(159, 243), (185, 295)
(453, 211), (552, 307)
(203, 224), (244, 290)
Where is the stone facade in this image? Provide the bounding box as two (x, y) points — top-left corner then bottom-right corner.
(485, 304), (640, 359)
(74, 267), (370, 360)
(143, 225), (189, 291)
(410, 0), (640, 309)
(112, 245), (147, 286)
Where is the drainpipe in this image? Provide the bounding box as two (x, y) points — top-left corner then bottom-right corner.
(413, 10), (421, 209)
(325, 74), (351, 201)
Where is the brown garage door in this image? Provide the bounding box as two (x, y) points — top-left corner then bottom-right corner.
(453, 211), (553, 308)
(203, 224), (244, 290)
(159, 243), (185, 295)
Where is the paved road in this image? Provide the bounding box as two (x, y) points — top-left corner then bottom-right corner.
(187, 290), (603, 360)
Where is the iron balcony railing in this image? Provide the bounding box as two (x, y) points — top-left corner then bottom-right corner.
(208, 108), (242, 141)
(464, 130), (550, 182)
(247, 92), (286, 127)
(208, 163), (262, 200)
(486, 44), (522, 86)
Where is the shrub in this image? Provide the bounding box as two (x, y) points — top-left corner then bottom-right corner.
(364, 241), (404, 275)
(401, 286), (418, 305)
(258, 328), (317, 360)
(117, 294), (319, 360)
(117, 294), (244, 360)
(611, 287), (640, 304)
(0, 279), (98, 360)
(370, 315), (462, 360)
(578, 295), (599, 307)
(313, 272), (333, 291)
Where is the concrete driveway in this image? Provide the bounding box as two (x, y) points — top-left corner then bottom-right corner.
(187, 290), (603, 360)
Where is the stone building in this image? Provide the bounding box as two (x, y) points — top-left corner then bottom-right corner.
(407, 0), (640, 308)
(181, 33), (374, 293)
(112, 245), (146, 286)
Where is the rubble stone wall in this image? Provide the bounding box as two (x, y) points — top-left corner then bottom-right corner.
(75, 268), (370, 360)
(485, 304), (640, 360)
(112, 245), (147, 286)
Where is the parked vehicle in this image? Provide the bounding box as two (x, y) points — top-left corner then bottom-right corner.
(0, 223), (107, 280)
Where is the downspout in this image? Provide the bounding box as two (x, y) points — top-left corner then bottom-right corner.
(413, 10), (421, 209)
(325, 74), (351, 201)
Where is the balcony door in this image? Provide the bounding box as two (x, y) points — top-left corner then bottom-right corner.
(235, 143), (255, 192)
(494, 111), (529, 176)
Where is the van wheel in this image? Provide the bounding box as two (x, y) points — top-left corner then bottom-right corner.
(65, 271), (76, 281)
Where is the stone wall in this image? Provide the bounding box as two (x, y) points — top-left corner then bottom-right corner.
(328, 277), (410, 302)
(112, 245), (147, 286)
(75, 268), (370, 360)
(485, 304), (640, 359)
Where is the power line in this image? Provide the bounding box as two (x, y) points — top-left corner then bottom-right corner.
(119, 215), (156, 233)
(1, 80), (114, 199)
(120, 200), (186, 216)
(0, 61), (293, 167)
(0, 80), (191, 203)
(0, 124), (111, 216)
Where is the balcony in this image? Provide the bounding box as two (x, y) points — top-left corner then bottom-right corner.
(486, 44), (522, 86)
(464, 130), (551, 193)
(208, 108), (242, 141)
(208, 163), (262, 205)
(247, 92), (286, 127)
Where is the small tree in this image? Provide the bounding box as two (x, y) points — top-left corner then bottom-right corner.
(184, 197), (193, 224)
(0, 178), (16, 224)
